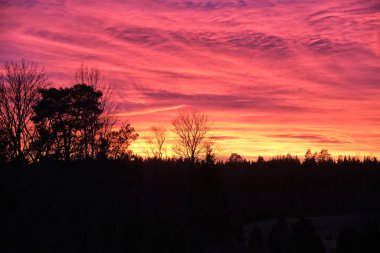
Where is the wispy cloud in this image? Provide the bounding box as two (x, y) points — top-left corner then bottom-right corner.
(115, 105), (186, 117)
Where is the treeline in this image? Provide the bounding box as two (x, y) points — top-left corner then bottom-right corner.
(1, 59), (379, 166)
(227, 150), (379, 168)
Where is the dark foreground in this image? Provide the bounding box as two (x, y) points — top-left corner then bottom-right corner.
(1, 159), (380, 253)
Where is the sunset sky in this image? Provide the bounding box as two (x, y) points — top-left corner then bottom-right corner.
(1, 0), (379, 159)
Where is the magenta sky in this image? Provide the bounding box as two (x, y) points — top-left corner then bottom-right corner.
(1, 0), (379, 158)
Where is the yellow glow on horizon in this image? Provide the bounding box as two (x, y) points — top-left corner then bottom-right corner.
(129, 122), (380, 161)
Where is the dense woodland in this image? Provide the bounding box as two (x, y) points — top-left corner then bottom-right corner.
(1, 60), (380, 252)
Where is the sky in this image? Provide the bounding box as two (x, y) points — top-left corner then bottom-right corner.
(1, 0), (379, 159)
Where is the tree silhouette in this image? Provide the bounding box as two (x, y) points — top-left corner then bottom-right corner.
(228, 153), (243, 163)
(71, 84), (104, 159)
(32, 84), (103, 161)
(256, 156), (265, 164)
(204, 138), (217, 165)
(318, 149), (332, 164)
(304, 149), (317, 167)
(31, 87), (67, 161)
(73, 63), (117, 157)
(172, 110), (210, 163)
(0, 59), (49, 162)
(146, 126), (167, 159)
(99, 123), (138, 160)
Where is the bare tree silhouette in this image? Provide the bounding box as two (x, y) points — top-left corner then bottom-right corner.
(172, 111), (210, 163)
(0, 59), (50, 162)
(146, 126), (167, 159)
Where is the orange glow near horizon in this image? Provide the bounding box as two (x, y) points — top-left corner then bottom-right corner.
(1, 0), (379, 159)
